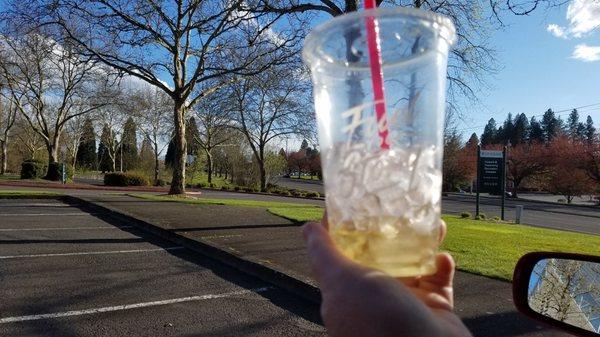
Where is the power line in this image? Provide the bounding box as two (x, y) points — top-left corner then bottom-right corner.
(455, 102), (600, 133)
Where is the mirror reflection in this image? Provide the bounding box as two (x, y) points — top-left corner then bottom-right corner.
(528, 258), (600, 334)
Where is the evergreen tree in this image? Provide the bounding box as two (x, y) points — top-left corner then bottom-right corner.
(480, 118), (498, 146)
(139, 136), (154, 170)
(465, 133), (479, 149)
(185, 117), (201, 155)
(528, 117), (544, 144)
(97, 124), (115, 173)
(117, 117), (139, 171)
(586, 115), (597, 143)
(499, 113), (514, 145)
(512, 113), (529, 145)
(164, 136), (176, 168)
(541, 109), (561, 143)
(76, 118), (97, 169)
(567, 109), (580, 140)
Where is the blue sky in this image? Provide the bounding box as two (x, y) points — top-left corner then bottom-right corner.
(455, 0), (600, 137)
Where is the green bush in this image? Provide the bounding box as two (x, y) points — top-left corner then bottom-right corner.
(460, 212), (471, 219)
(155, 179), (167, 186)
(233, 186), (240, 191)
(104, 172), (149, 186)
(220, 186), (228, 191)
(209, 183), (215, 188)
(474, 215), (484, 220)
(20, 159), (46, 179)
(479, 213), (487, 220)
(493, 216), (501, 221)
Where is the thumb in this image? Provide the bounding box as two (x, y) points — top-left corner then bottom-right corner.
(302, 221), (350, 288)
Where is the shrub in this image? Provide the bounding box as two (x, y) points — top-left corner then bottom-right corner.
(474, 215), (484, 220)
(196, 182), (207, 188)
(155, 179), (167, 186)
(104, 172), (149, 186)
(478, 213), (487, 220)
(221, 186), (228, 191)
(209, 183), (215, 188)
(20, 159), (46, 179)
(305, 191), (320, 198)
(493, 216), (501, 221)
(460, 212), (471, 219)
(233, 186), (240, 191)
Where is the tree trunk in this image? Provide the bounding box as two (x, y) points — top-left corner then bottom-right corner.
(206, 150), (213, 184)
(259, 160), (266, 192)
(154, 148), (160, 185)
(0, 140), (7, 175)
(169, 100), (187, 195)
(44, 142), (60, 181)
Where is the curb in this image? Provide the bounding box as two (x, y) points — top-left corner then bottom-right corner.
(64, 195), (322, 305)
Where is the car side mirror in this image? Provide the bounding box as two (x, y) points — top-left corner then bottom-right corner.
(513, 252), (600, 337)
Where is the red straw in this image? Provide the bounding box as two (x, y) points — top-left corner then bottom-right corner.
(364, 0), (390, 150)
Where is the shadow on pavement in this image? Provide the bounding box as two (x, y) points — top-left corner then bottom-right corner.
(61, 197), (324, 326)
(463, 311), (561, 337)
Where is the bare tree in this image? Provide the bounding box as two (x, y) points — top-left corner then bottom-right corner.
(13, 116), (45, 160)
(529, 259), (600, 332)
(11, 1), (305, 193)
(0, 90), (17, 174)
(230, 64), (313, 191)
(251, 0), (563, 119)
(130, 86), (172, 185)
(62, 115), (85, 175)
(192, 86), (235, 184)
(0, 28), (106, 179)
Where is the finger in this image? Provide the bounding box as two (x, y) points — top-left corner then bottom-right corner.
(302, 221), (349, 287)
(438, 219), (447, 244)
(420, 252), (455, 289)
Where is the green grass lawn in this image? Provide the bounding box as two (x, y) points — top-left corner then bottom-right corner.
(0, 189), (61, 197)
(128, 193), (599, 281)
(0, 174), (20, 181)
(289, 175), (321, 181)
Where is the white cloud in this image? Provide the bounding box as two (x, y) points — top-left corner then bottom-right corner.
(571, 43), (600, 61)
(546, 24), (568, 38)
(566, 0), (600, 37)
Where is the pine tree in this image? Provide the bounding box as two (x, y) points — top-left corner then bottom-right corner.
(586, 115), (597, 144)
(512, 113), (529, 145)
(567, 109), (580, 140)
(465, 133), (479, 149)
(499, 113), (514, 145)
(541, 109), (561, 143)
(186, 117), (201, 155)
(76, 118), (97, 169)
(97, 124), (115, 173)
(480, 118), (498, 146)
(164, 136), (176, 169)
(528, 117), (544, 144)
(139, 136), (154, 170)
(117, 117), (139, 171)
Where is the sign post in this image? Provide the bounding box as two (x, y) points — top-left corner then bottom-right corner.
(476, 147), (506, 220)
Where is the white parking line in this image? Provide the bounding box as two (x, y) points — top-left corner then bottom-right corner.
(0, 213), (100, 216)
(0, 226), (134, 232)
(0, 287), (271, 323)
(0, 247), (184, 259)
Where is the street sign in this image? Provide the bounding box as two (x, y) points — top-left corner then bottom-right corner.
(478, 152), (504, 194)
(476, 146), (507, 220)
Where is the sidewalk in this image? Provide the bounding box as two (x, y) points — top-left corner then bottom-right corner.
(76, 194), (560, 337)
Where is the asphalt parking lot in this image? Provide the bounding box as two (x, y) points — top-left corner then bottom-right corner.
(0, 198), (325, 337)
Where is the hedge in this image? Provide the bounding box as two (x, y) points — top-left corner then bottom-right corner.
(104, 172), (149, 186)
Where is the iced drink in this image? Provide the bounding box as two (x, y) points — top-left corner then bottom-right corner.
(303, 7), (455, 277)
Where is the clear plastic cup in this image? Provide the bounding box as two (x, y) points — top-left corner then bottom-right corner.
(303, 7), (456, 277)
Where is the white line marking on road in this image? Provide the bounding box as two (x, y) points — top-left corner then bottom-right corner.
(0, 213), (100, 216)
(0, 287), (271, 323)
(0, 226), (133, 232)
(0, 247), (184, 259)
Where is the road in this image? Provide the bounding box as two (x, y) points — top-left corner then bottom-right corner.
(0, 198), (325, 337)
(279, 178), (600, 235)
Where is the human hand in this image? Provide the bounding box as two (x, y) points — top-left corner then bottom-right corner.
(302, 217), (472, 337)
